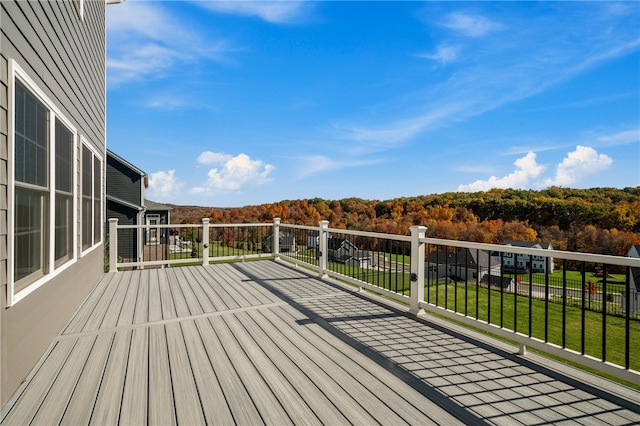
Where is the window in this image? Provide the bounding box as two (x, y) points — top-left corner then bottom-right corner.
(14, 81), (49, 288)
(55, 119), (74, 266)
(9, 60), (82, 304)
(82, 143), (102, 251)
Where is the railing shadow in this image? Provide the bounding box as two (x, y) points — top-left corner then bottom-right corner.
(232, 261), (640, 424)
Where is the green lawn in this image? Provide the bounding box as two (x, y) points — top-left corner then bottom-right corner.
(312, 258), (637, 372)
(426, 280), (639, 371)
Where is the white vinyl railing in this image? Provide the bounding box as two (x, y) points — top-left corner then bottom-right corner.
(108, 217), (640, 384)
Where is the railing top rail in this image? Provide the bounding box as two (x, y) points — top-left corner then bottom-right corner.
(114, 222), (272, 230)
(422, 236), (640, 267)
(116, 223), (202, 230)
(279, 224), (319, 232)
(327, 227), (413, 242)
(208, 222), (272, 228)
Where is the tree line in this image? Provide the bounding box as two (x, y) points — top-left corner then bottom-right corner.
(168, 187), (640, 257)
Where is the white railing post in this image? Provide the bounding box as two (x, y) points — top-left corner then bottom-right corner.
(409, 225), (427, 315)
(318, 220), (329, 278)
(273, 217), (281, 258)
(202, 218), (210, 266)
(109, 218), (118, 273)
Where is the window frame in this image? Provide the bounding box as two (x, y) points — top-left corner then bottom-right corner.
(73, 0), (84, 21)
(80, 139), (103, 256)
(7, 60), (79, 306)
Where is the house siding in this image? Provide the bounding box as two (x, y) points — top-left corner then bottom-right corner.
(106, 157), (144, 206)
(106, 199), (138, 261)
(0, 0), (106, 406)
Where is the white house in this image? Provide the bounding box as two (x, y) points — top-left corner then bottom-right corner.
(501, 240), (554, 273)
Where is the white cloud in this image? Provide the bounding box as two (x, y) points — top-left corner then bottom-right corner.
(419, 44), (460, 65)
(107, 2), (233, 85)
(341, 4), (638, 149)
(544, 146), (613, 186)
(191, 153), (275, 193)
(458, 152), (545, 192)
(148, 170), (183, 200)
(195, 1), (312, 24)
(440, 12), (504, 37)
(197, 151), (233, 165)
(295, 155), (381, 178)
(335, 104), (464, 149)
(597, 128), (640, 146)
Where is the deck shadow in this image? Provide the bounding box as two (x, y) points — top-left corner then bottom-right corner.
(233, 261), (640, 424)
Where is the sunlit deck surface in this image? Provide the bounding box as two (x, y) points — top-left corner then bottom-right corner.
(2, 260), (640, 425)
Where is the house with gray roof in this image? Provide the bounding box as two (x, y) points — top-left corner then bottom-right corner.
(501, 240), (554, 273)
(426, 248), (500, 282)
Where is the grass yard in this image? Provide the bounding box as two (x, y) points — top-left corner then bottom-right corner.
(426, 281), (639, 371)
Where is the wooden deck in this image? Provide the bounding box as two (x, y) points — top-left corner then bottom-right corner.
(2, 260), (640, 425)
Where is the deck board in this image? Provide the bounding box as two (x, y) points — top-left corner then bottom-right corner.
(3, 261), (640, 425)
(209, 315), (294, 425)
(29, 337), (95, 425)
(195, 317), (265, 425)
(90, 330), (131, 424)
(232, 310), (348, 425)
(119, 327), (148, 425)
(148, 324), (176, 425)
(59, 333), (114, 425)
(2, 339), (76, 425)
(179, 320), (236, 425)
(63, 273), (117, 334)
(132, 269), (150, 325)
(225, 311), (324, 425)
(165, 322), (207, 425)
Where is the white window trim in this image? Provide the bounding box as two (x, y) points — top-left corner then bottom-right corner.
(73, 0), (84, 21)
(8, 59), (79, 307)
(80, 139), (104, 256)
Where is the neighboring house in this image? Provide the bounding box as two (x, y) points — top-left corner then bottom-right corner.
(106, 150), (147, 262)
(1, 0), (120, 406)
(425, 248), (500, 282)
(481, 274), (516, 290)
(501, 240), (554, 273)
(327, 238), (371, 267)
(265, 232), (297, 253)
(629, 245), (640, 292)
(144, 199), (172, 245)
(307, 235), (319, 249)
(625, 245), (640, 314)
(106, 150), (172, 261)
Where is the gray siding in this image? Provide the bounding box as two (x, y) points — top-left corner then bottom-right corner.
(106, 200), (138, 262)
(106, 158), (144, 206)
(0, 44), (8, 415)
(0, 0), (106, 406)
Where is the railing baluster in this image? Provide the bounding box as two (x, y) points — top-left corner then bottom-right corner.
(581, 261), (586, 355)
(562, 259), (567, 348)
(602, 263), (607, 362)
(106, 218), (640, 382)
(625, 266), (630, 370)
(544, 256), (549, 343)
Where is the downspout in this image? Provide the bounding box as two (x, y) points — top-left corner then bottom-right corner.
(138, 173), (148, 266)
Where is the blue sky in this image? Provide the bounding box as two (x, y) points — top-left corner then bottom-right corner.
(106, 1), (640, 207)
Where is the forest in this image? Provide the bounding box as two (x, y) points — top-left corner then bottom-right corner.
(168, 187), (640, 257)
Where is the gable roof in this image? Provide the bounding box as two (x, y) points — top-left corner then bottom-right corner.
(503, 240), (552, 250)
(106, 194), (145, 212)
(426, 248), (493, 268)
(144, 199), (173, 212)
(107, 149), (148, 188)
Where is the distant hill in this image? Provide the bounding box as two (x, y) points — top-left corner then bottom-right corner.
(168, 187), (640, 256)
